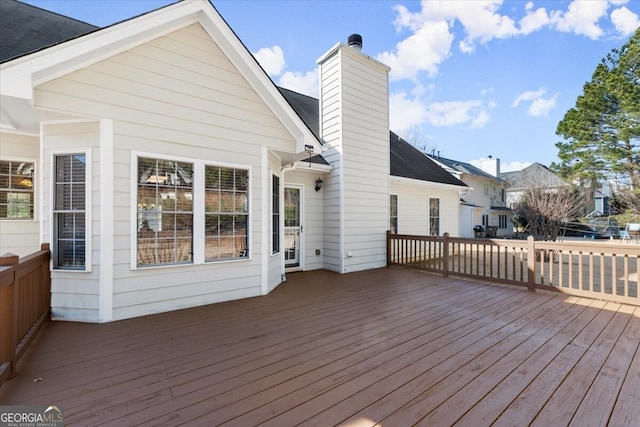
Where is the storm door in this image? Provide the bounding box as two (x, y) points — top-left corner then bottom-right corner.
(284, 187), (301, 268)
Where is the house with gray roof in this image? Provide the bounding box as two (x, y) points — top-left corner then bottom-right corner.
(1, 0), (466, 322)
(428, 155), (512, 238)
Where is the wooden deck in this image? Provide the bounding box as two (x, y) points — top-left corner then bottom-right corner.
(1, 268), (639, 426)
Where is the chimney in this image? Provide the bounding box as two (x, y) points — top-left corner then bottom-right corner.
(317, 34), (391, 274)
(479, 156), (500, 177)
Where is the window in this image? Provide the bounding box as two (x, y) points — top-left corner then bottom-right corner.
(501, 188), (505, 203)
(483, 184), (489, 196)
(482, 214), (489, 227)
(53, 154), (86, 270)
(204, 165), (248, 261)
(137, 158), (193, 266)
(429, 198), (440, 236)
(390, 194), (398, 233)
(272, 174), (280, 254)
(499, 214), (508, 229)
(0, 160), (34, 219)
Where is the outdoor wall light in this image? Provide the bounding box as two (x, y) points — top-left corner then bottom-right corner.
(315, 178), (323, 192)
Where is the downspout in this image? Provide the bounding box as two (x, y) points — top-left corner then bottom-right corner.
(279, 163), (298, 282)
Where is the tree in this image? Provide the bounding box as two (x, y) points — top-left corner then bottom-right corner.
(512, 186), (590, 241)
(553, 28), (640, 191)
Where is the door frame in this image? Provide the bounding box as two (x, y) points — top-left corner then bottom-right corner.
(283, 183), (304, 272)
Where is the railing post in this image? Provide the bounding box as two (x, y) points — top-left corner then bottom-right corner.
(443, 233), (450, 277)
(0, 253), (19, 379)
(386, 230), (391, 267)
(527, 236), (536, 292)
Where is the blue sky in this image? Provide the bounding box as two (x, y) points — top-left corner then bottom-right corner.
(22, 0), (640, 172)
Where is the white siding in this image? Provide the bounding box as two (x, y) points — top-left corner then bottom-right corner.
(42, 121), (100, 322)
(33, 24), (297, 321)
(391, 180), (460, 237)
(0, 132), (40, 256)
(319, 45), (390, 273)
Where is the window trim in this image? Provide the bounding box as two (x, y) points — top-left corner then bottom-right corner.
(428, 197), (440, 236)
(0, 157), (37, 221)
(130, 151), (251, 269)
(50, 149), (91, 272)
(389, 194), (398, 234)
(272, 173), (280, 254)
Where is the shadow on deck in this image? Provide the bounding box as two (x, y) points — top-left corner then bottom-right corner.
(1, 268), (638, 426)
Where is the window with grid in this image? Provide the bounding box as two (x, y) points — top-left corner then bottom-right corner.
(272, 174), (279, 254)
(53, 154), (86, 270)
(0, 160), (34, 219)
(137, 158), (194, 267)
(390, 194), (398, 233)
(204, 165), (248, 261)
(499, 214), (508, 229)
(429, 198), (440, 236)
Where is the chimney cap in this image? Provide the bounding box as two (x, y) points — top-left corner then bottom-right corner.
(348, 34), (362, 50)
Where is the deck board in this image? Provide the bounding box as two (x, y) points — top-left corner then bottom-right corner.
(1, 267), (638, 426)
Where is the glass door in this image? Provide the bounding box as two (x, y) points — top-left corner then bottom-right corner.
(284, 187), (301, 268)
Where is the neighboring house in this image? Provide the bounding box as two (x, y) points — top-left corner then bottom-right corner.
(428, 155), (512, 238)
(0, 0), (466, 322)
(500, 162), (569, 209)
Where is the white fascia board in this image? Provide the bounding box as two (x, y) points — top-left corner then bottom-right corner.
(292, 161), (333, 173)
(198, 7), (321, 156)
(0, 1), (203, 100)
(390, 175), (468, 192)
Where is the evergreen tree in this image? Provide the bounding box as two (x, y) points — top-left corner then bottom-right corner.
(553, 29), (640, 191)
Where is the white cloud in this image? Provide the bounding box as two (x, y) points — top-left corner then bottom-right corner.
(377, 7), (453, 80)
(470, 158), (532, 173)
(550, 0), (609, 39)
(425, 100), (494, 128)
(278, 70), (319, 98)
(519, 6), (550, 34)
(389, 91), (430, 134)
(513, 88), (558, 116)
(389, 91), (495, 133)
(252, 45), (285, 76)
(610, 6), (640, 36)
(528, 94), (558, 116)
(512, 88), (546, 107)
(501, 160), (533, 172)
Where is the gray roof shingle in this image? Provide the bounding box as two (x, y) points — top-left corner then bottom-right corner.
(0, 0), (98, 63)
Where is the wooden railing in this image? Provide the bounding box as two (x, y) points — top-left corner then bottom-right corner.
(0, 244), (51, 387)
(388, 232), (640, 306)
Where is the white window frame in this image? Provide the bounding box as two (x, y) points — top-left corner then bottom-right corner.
(271, 172), (280, 255)
(428, 197), (440, 236)
(0, 156), (37, 221)
(50, 149), (92, 272)
(390, 194), (398, 234)
(130, 151), (251, 269)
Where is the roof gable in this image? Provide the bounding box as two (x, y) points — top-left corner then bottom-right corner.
(500, 162), (568, 189)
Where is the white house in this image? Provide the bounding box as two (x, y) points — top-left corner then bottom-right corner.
(428, 155), (512, 238)
(0, 0), (466, 322)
